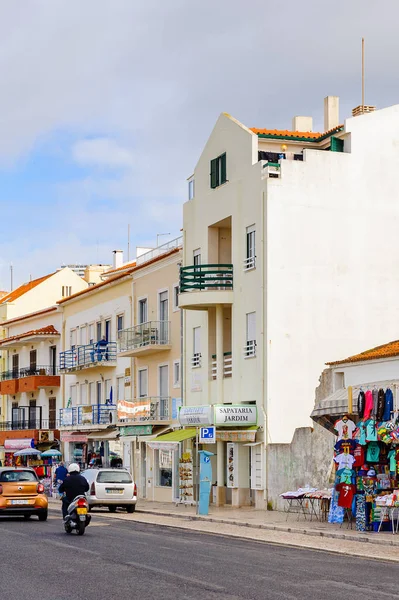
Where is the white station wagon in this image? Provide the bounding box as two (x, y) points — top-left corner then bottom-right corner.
(81, 468), (137, 513)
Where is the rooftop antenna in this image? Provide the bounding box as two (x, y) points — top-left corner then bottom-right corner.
(10, 264), (13, 291)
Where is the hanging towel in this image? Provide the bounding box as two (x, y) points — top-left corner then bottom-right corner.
(357, 391), (365, 418)
(364, 390), (373, 420)
(376, 388), (386, 421)
(383, 388), (394, 421)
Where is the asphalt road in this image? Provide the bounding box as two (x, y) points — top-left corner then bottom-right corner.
(1, 510), (398, 600)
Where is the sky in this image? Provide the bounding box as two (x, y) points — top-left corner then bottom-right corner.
(0, 0), (398, 288)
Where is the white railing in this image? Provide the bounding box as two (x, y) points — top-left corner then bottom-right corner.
(211, 354), (233, 379)
(136, 236), (183, 266)
(191, 353), (202, 368)
(243, 256), (256, 271)
(244, 340), (257, 358)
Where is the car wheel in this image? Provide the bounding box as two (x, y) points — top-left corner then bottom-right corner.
(126, 505), (136, 514)
(38, 510), (48, 522)
(23, 514), (32, 520)
(108, 506), (117, 513)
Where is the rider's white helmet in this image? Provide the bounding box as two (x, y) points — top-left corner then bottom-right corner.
(68, 463), (80, 473)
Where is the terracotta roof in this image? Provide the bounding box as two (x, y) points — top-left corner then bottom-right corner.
(57, 247), (181, 305)
(0, 325), (60, 346)
(0, 273), (54, 304)
(251, 124), (344, 141)
(2, 306), (58, 326)
(102, 260), (137, 276)
(327, 340), (399, 366)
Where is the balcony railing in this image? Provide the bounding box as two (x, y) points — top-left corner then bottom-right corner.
(117, 397), (171, 422)
(1, 365), (58, 381)
(0, 419), (60, 431)
(244, 340), (257, 358)
(243, 255), (256, 271)
(118, 321), (170, 354)
(136, 235), (183, 266)
(59, 342), (117, 371)
(211, 352), (233, 379)
(59, 403), (117, 427)
(180, 264), (233, 293)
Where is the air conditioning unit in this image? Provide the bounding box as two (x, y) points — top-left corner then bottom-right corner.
(39, 431), (54, 443)
(109, 411), (116, 425)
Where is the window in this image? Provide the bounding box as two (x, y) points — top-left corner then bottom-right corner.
(79, 325), (87, 346)
(334, 372), (345, 390)
(88, 323), (95, 344)
(30, 350), (37, 372)
(62, 286), (72, 297)
(155, 449), (173, 487)
(245, 312), (256, 358)
(12, 354), (19, 378)
(80, 383), (87, 406)
(173, 284), (179, 311)
(96, 381), (102, 404)
(193, 248), (201, 266)
(245, 225), (256, 271)
(138, 368), (148, 398)
(105, 378), (112, 403)
(173, 360), (181, 388)
(70, 384), (77, 406)
(97, 471), (132, 484)
(117, 376), (124, 402)
(89, 382), (95, 405)
(210, 153), (227, 189)
(159, 290), (168, 321)
(192, 327), (201, 367)
(96, 321), (102, 342)
(105, 319), (111, 342)
(117, 314), (124, 339)
(188, 177), (195, 200)
(138, 298), (148, 324)
(70, 329), (77, 349)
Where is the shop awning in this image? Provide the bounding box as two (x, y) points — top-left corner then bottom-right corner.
(147, 428), (197, 450)
(87, 429), (119, 441)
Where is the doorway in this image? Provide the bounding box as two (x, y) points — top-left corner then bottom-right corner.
(49, 397), (56, 429)
(49, 346), (57, 375)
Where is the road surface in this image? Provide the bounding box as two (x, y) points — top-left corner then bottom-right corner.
(1, 510), (397, 600)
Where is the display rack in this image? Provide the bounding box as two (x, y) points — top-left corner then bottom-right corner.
(177, 450), (195, 506)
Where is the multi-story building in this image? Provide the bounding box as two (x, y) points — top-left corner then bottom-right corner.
(180, 98), (399, 507)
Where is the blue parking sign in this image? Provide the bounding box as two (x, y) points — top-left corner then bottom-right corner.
(200, 426), (216, 444)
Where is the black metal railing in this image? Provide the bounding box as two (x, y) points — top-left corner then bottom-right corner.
(0, 419), (60, 431)
(180, 264), (233, 293)
(1, 365), (59, 381)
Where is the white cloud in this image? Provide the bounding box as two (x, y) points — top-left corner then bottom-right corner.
(72, 138), (135, 170)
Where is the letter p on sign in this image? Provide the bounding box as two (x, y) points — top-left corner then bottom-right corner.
(200, 426), (216, 444)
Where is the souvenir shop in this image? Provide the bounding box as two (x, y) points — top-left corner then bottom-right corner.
(329, 385), (399, 532)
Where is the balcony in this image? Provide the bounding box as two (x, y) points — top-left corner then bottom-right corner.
(179, 264), (233, 310)
(0, 366), (60, 394)
(59, 403), (117, 428)
(118, 321), (171, 357)
(117, 397), (171, 424)
(211, 352), (232, 379)
(0, 419), (60, 431)
(59, 342), (117, 373)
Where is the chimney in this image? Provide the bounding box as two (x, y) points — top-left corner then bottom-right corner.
(292, 116), (313, 132)
(112, 250), (123, 270)
(324, 96), (340, 131)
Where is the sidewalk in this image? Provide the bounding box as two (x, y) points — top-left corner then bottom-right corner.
(48, 496), (399, 560)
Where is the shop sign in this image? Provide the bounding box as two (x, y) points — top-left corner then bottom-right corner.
(216, 430), (257, 442)
(60, 408), (74, 427)
(117, 399), (150, 420)
(60, 433), (88, 443)
(119, 425), (153, 437)
(4, 438), (35, 450)
(178, 406), (213, 427)
(214, 405), (257, 427)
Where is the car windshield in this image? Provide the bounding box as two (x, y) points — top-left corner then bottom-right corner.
(0, 470), (37, 482)
(97, 471), (132, 484)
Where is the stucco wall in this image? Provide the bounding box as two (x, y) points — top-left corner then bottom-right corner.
(267, 423), (334, 510)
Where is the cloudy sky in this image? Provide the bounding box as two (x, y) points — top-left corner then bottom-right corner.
(0, 0), (397, 288)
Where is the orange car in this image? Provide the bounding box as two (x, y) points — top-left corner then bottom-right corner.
(0, 468), (48, 520)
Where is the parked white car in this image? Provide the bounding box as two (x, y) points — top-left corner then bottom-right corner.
(81, 468), (137, 513)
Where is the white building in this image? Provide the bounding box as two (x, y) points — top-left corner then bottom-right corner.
(180, 98), (399, 507)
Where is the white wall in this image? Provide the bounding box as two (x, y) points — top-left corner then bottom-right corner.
(333, 358), (399, 388)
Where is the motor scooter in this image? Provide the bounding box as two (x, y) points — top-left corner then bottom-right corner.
(64, 495), (91, 535)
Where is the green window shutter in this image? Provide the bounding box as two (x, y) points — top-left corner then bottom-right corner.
(331, 137), (344, 152)
(210, 158), (217, 188)
(220, 153), (226, 184)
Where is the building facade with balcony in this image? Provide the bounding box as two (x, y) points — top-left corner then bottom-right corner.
(0, 307), (63, 459)
(181, 99), (399, 508)
(117, 243), (183, 503)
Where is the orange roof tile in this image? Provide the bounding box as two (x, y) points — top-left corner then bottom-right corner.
(102, 260), (137, 276)
(0, 325), (60, 346)
(251, 124), (344, 140)
(0, 273), (54, 304)
(327, 340), (399, 366)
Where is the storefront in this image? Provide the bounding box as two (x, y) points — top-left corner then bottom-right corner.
(61, 432), (89, 468)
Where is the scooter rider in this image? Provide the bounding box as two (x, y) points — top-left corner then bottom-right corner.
(59, 463), (89, 519)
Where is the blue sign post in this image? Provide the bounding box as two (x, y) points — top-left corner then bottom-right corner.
(198, 450), (214, 515)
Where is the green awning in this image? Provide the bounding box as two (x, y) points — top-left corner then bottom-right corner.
(154, 428), (197, 442)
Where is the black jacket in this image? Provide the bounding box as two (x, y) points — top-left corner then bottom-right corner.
(59, 472), (89, 502)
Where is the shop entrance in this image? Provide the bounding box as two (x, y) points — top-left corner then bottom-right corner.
(141, 443), (147, 499)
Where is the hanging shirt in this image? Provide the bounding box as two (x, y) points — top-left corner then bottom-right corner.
(334, 418), (356, 441)
(371, 389), (378, 417)
(364, 390), (373, 420)
(357, 391), (365, 419)
(339, 468), (355, 484)
(334, 439), (357, 454)
(366, 442), (380, 463)
(383, 388), (394, 422)
(334, 453), (355, 470)
(376, 389), (386, 421)
(388, 450), (397, 473)
(353, 445), (365, 468)
(336, 483), (356, 508)
(356, 421), (367, 446)
(365, 419), (378, 442)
